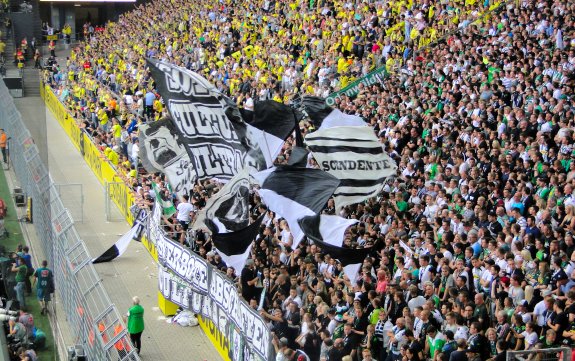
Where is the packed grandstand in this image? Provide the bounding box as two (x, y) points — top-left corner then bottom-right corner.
(40, 0), (575, 359)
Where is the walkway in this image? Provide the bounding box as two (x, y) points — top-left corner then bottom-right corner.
(10, 95), (222, 361)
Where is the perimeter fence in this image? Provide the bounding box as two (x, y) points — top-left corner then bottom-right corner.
(0, 79), (140, 360)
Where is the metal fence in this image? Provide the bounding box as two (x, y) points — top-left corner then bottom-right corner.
(506, 347), (572, 361)
(0, 79), (140, 361)
(54, 183), (84, 223)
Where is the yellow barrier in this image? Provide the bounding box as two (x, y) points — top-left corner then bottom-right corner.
(197, 315), (233, 361)
(43, 83), (174, 307)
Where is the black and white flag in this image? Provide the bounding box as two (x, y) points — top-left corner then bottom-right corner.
(206, 214), (265, 272)
(298, 214), (369, 285)
(299, 96), (366, 130)
(193, 167), (251, 233)
(139, 118), (196, 198)
(131, 208), (148, 242)
(147, 59), (295, 181)
(252, 166), (340, 248)
(305, 126), (397, 211)
(92, 223), (143, 263)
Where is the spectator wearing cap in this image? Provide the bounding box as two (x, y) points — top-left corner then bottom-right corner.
(330, 314), (345, 341)
(272, 336), (289, 361)
(515, 300), (532, 324)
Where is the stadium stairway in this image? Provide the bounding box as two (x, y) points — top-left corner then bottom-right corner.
(22, 67), (40, 96)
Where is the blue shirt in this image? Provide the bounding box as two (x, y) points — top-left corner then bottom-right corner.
(144, 92), (156, 106)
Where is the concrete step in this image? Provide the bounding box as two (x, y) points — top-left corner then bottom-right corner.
(22, 68), (40, 96)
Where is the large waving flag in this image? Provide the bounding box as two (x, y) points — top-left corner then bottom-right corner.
(206, 214), (265, 272)
(193, 168), (251, 233)
(298, 214), (368, 285)
(93, 222), (144, 263)
(299, 96), (366, 129)
(252, 166), (340, 248)
(305, 126), (397, 211)
(147, 59), (295, 181)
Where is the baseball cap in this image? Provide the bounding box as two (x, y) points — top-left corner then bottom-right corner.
(334, 314), (344, 322)
(519, 300), (528, 307)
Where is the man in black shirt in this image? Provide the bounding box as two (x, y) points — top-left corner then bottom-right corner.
(328, 339), (346, 361)
(342, 323), (358, 358)
(547, 299), (568, 344)
(241, 259), (260, 302)
(261, 308), (290, 341)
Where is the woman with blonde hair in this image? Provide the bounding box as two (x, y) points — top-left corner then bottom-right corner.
(485, 328), (498, 359)
(521, 249), (537, 277)
(560, 204), (575, 231)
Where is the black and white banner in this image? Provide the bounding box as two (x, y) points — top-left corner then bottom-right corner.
(92, 209), (148, 263)
(155, 238), (271, 360)
(155, 232), (209, 294)
(208, 214), (265, 273)
(305, 126), (397, 211)
(158, 265), (195, 309)
(139, 119), (196, 198)
(92, 223), (141, 263)
(209, 271), (270, 359)
(147, 59), (295, 181)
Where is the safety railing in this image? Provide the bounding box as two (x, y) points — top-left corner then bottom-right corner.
(0, 79), (140, 360)
(506, 347), (572, 361)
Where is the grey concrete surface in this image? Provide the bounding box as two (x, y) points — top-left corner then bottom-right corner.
(9, 97), (223, 361)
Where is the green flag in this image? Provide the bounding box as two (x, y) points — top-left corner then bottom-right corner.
(152, 182), (177, 217)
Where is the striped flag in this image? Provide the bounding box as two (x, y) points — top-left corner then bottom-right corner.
(305, 126), (397, 211)
(206, 214), (265, 272)
(252, 166), (340, 248)
(93, 223), (143, 263)
(298, 214), (368, 285)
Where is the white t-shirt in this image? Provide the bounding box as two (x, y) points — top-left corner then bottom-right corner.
(533, 300), (547, 327)
(521, 330), (538, 349)
(177, 202), (195, 222)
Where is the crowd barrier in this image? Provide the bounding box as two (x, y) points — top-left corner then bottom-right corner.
(0, 80), (139, 361)
(41, 83), (270, 361)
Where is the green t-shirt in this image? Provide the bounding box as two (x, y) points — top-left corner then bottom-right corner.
(428, 334), (446, 358)
(15, 264), (27, 282)
(396, 200), (408, 212)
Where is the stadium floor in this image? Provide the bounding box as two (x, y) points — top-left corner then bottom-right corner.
(9, 95), (223, 360)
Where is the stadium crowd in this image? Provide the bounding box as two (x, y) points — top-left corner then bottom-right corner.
(41, 0), (575, 359)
